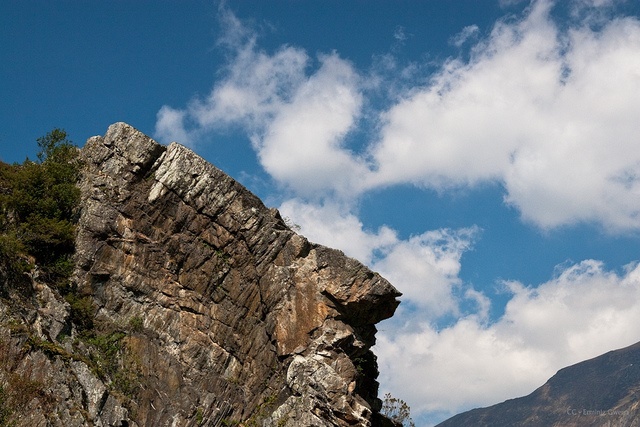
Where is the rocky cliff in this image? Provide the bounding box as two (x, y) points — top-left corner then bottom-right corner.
(0, 123), (401, 426)
(437, 340), (640, 427)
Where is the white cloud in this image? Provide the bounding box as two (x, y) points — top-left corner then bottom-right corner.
(278, 199), (397, 265)
(394, 26), (408, 43)
(279, 200), (480, 320)
(156, 0), (640, 232)
(155, 8), (366, 197)
(155, 39), (309, 147)
(450, 25), (480, 47)
(368, 0), (640, 231)
(255, 53), (369, 196)
(572, 0), (620, 10)
(370, 227), (479, 317)
(155, 106), (192, 146)
(190, 43), (308, 131)
(376, 260), (640, 421)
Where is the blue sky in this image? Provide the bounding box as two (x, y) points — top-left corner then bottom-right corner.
(3, 1), (640, 425)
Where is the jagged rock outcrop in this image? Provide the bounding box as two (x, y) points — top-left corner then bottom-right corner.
(437, 340), (640, 427)
(0, 122), (400, 426)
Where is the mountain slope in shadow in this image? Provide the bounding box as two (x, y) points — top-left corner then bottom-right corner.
(437, 341), (640, 426)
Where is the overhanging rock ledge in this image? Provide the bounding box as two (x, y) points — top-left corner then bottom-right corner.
(70, 122), (402, 426)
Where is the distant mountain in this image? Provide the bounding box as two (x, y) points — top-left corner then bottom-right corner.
(437, 341), (640, 426)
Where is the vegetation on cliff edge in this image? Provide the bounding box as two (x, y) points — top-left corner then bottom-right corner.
(0, 128), (80, 291)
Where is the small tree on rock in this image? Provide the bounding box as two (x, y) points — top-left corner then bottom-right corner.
(381, 393), (416, 427)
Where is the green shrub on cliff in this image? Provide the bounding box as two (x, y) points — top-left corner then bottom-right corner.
(0, 128), (80, 289)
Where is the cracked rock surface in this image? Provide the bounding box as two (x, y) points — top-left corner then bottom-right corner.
(0, 122), (401, 426)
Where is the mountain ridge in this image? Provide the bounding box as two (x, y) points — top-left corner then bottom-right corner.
(436, 340), (640, 427)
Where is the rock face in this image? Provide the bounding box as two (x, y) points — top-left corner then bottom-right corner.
(0, 123), (401, 426)
(436, 340), (640, 427)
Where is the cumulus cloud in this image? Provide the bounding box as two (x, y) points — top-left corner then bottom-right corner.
(155, 8), (367, 197)
(369, 0), (640, 231)
(157, 0), (640, 232)
(255, 53), (369, 196)
(155, 106), (191, 146)
(376, 260), (640, 421)
(155, 26), (308, 147)
(370, 227), (479, 317)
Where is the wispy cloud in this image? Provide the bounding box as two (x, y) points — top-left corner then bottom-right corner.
(156, 8), (309, 146)
(450, 24), (480, 47)
(393, 25), (409, 44)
